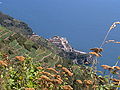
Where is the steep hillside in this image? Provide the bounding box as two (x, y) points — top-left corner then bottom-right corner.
(0, 12), (95, 65)
(0, 26), (72, 67)
(0, 12), (64, 57)
(0, 12), (119, 90)
(0, 12), (33, 35)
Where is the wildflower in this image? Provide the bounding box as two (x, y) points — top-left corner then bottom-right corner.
(42, 88), (48, 90)
(51, 79), (63, 84)
(15, 56), (25, 61)
(113, 66), (120, 70)
(62, 85), (73, 90)
(84, 62), (89, 64)
(57, 64), (62, 68)
(3, 54), (8, 58)
(38, 75), (51, 82)
(92, 85), (98, 89)
(25, 88), (35, 90)
(101, 65), (111, 69)
(61, 72), (66, 75)
(0, 60), (8, 66)
(90, 48), (103, 53)
(54, 75), (61, 79)
(57, 78), (63, 82)
(101, 65), (114, 70)
(108, 66), (114, 70)
(46, 68), (58, 73)
(37, 66), (43, 70)
(109, 21), (120, 30)
(114, 21), (120, 24)
(62, 67), (73, 76)
(89, 52), (100, 57)
(105, 40), (115, 43)
(39, 71), (54, 77)
(114, 42), (120, 44)
(84, 80), (93, 85)
(110, 78), (120, 82)
(76, 80), (82, 84)
(109, 24), (116, 30)
(113, 82), (119, 85)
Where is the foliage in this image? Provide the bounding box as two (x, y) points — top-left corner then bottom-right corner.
(0, 53), (119, 90)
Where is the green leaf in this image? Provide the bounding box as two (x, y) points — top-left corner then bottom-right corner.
(104, 75), (110, 78)
(99, 87), (104, 90)
(97, 71), (103, 74)
(118, 56), (120, 59)
(113, 85), (120, 88)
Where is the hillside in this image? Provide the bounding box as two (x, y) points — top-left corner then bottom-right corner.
(0, 12), (95, 65)
(0, 26), (72, 67)
(0, 12), (119, 90)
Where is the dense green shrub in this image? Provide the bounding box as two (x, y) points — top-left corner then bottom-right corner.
(32, 43), (39, 50)
(23, 43), (32, 51)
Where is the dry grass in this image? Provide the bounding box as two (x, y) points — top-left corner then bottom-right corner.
(0, 53), (119, 90)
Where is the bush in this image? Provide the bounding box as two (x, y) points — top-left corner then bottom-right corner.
(0, 52), (119, 90)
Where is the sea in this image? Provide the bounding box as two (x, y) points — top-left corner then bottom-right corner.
(0, 0), (120, 70)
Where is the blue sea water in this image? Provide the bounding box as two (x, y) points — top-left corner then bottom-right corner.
(0, 0), (120, 68)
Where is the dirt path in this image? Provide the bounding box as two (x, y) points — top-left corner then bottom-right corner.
(0, 31), (9, 38)
(53, 54), (56, 59)
(39, 52), (52, 61)
(4, 33), (15, 40)
(36, 50), (46, 57)
(53, 56), (61, 68)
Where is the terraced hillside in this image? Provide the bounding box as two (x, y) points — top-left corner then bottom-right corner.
(0, 12), (68, 60)
(0, 26), (71, 67)
(0, 12), (92, 65)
